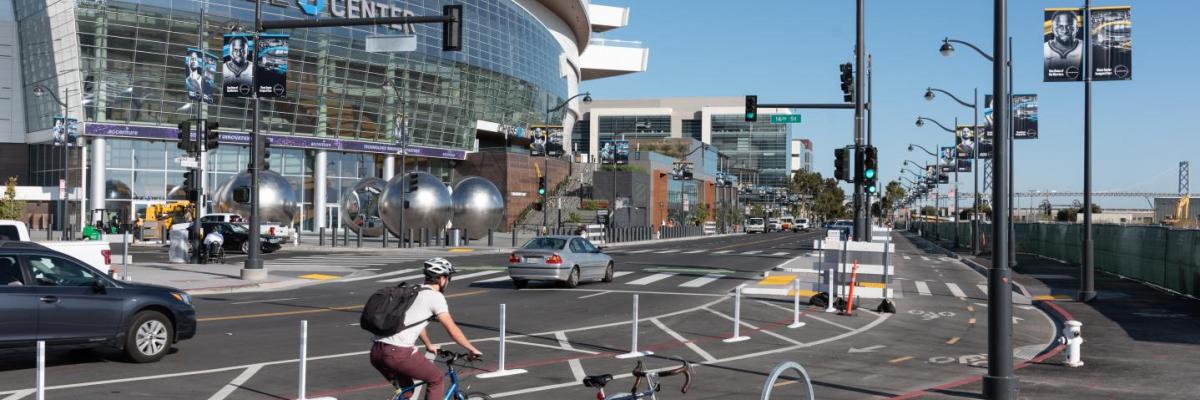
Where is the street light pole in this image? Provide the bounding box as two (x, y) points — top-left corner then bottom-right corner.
(1080, 0), (1097, 302)
(852, 0), (867, 241)
(542, 92), (592, 230)
(242, 0), (266, 280)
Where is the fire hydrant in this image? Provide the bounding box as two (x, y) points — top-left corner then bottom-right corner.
(1059, 320), (1084, 367)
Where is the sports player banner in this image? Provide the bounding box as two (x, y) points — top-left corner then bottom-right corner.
(1045, 7), (1131, 82)
(939, 146), (956, 173)
(1089, 6), (1132, 81)
(984, 94), (1039, 139)
(222, 33), (255, 97)
(184, 48), (217, 104)
(600, 140), (629, 164)
(255, 33), (289, 97)
(956, 125), (992, 160)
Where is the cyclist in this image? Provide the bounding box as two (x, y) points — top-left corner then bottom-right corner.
(370, 258), (484, 400)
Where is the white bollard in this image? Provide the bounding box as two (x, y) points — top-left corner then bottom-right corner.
(299, 320), (307, 400)
(1063, 320), (1084, 367)
(478, 304), (527, 378)
(36, 340), (44, 400)
(723, 286), (751, 343)
(122, 230), (132, 281)
(616, 294), (653, 358)
(788, 278), (806, 329)
(825, 266), (836, 314)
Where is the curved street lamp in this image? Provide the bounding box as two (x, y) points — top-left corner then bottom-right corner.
(907, 144), (938, 158)
(32, 83), (77, 240)
(915, 116), (955, 133)
(925, 87), (976, 109)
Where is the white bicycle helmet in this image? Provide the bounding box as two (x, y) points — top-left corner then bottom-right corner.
(423, 257), (456, 279)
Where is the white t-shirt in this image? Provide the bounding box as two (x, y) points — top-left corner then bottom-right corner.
(375, 285), (449, 348)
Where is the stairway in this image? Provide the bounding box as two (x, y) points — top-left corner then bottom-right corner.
(518, 163), (598, 227)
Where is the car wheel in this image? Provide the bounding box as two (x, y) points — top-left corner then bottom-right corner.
(125, 310), (173, 363)
(512, 279), (528, 289)
(602, 263), (614, 283)
(562, 267), (580, 288)
(240, 241), (250, 254)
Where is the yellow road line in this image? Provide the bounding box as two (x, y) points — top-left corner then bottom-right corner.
(889, 356), (914, 363)
(856, 282), (886, 289)
(759, 275), (797, 285)
(773, 379), (801, 388)
(448, 248), (475, 253)
(199, 290), (488, 322)
(1033, 294), (1073, 301)
(787, 289), (819, 297)
(946, 336), (960, 345)
(299, 274), (340, 281)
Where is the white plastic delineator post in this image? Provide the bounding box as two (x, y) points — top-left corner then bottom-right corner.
(616, 294), (653, 359)
(122, 230), (132, 281)
(824, 266), (836, 313)
(478, 304), (527, 378)
(297, 320), (338, 400)
(723, 286), (751, 343)
(36, 340), (44, 400)
(1062, 320), (1084, 367)
(788, 278), (806, 329)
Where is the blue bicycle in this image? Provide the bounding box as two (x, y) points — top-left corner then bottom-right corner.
(389, 350), (492, 400)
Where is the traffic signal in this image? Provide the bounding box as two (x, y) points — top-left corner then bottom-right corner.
(744, 95), (757, 122)
(204, 120), (220, 151)
(232, 186), (251, 204)
(177, 120), (193, 152)
(839, 63), (854, 103)
(532, 199), (543, 211)
(262, 138), (271, 170)
(862, 145), (878, 194)
(182, 170), (196, 190)
(442, 5), (463, 51)
(537, 176), (547, 196)
(834, 146), (851, 182)
(405, 173), (419, 208)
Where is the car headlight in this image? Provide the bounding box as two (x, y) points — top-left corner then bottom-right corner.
(171, 292), (192, 305)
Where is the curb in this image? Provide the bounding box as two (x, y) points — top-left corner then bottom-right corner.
(604, 233), (745, 248)
(183, 278), (317, 295)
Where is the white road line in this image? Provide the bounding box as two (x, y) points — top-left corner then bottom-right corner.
(914, 281), (932, 296)
(578, 291), (611, 299)
(449, 270), (503, 281)
(649, 318), (716, 362)
(740, 250), (763, 255)
(712, 250), (733, 254)
(678, 274), (723, 288)
(702, 307), (805, 346)
(682, 250), (706, 254)
(656, 249), (681, 254)
(627, 249), (655, 254)
(903, 255), (912, 260)
(945, 282), (967, 298)
(377, 274), (426, 283)
(771, 252), (789, 256)
(554, 332), (587, 383)
(230, 297), (298, 305)
(1, 390), (33, 400)
(805, 313), (855, 332)
(207, 364), (263, 400)
(475, 276), (510, 283)
(337, 268), (417, 283)
(505, 339), (599, 355)
(612, 271), (634, 279)
(920, 256), (931, 261)
(977, 285), (989, 295)
(626, 273), (677, 286)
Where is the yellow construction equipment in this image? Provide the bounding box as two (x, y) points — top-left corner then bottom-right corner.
(144, 201), (194, 231)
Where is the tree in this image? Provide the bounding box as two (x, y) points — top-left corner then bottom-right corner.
(0, 176), (25, 221)
(812, 178), (848, 221)
(1056, 208), (1078, 222)
(689, 203), (710, 225)
(750, 204), (765, 218)
(921, 206), (938, 216)
(881, 180), (906, 218)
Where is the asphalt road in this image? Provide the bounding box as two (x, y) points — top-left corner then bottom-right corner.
(0, 231), (1058, 399)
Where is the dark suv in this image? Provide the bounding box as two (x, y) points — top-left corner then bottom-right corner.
(0, 241), (196, 362)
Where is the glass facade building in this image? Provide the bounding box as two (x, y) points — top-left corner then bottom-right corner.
(11, 0), (595, 230)
(709, 114), (789, 189)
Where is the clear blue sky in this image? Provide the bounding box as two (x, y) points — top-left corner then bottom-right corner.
(580, 0), (1195, 209)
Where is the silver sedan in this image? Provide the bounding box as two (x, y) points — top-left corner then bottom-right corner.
(507, 235), (614, 288)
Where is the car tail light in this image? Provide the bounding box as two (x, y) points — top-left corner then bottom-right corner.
(269, 227), (276, 236)
(509, 253), (520, 263)
(546, 254), (563, 264)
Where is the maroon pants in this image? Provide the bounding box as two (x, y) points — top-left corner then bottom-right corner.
(370, 342), (444, 399)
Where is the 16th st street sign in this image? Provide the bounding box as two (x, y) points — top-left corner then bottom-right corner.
(770, 114), (802, 124)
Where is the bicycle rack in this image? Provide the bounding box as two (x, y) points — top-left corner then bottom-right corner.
(760, 361), (815, 400)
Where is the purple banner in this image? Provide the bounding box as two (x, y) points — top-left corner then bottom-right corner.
(85, 123), (467, 160)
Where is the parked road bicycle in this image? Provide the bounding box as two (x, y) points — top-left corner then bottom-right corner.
(389, 349), (491, 400)
(582, 358), (693, 399)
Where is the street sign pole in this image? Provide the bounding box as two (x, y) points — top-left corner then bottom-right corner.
(852, 0), (867, 242)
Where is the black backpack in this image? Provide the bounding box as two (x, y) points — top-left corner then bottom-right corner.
(360, 282), (433, 337)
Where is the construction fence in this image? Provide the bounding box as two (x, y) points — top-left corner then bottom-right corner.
(910, 221), (1200, 298)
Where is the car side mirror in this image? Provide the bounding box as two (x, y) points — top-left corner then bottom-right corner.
(92, 278), (108, 294)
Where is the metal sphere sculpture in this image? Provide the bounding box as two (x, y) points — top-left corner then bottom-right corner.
(339, 177), (388, 237)
(451, 176), (505, 239)
(379, 171), (453, 240)
(213, 170), (299, 224)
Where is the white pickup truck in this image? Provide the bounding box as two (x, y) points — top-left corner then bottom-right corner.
(199, 213), (294, 242)
(0, 220), (114, 275)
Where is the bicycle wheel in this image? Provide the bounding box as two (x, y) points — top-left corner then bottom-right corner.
(461, 392), (492, 400)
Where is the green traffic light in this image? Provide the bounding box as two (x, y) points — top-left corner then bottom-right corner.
(538, 188), (545, 195)
(864, 169), (875, 179)
(746, 113), (755, 119)
(868, 185), (877, 193)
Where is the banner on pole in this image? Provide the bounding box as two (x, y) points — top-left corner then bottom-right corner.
(185, 48), (217, 104)
(255, 33), (289, 97)
(600, 140), (629, 164)
(222, 33), (255, 97)
(1044, 6), (1131, 82)
(956, 125), (992, 160)
(1089, 6), (1132, 81)
(985, 94), (1039, 140)
(1044, 8), (1085, 82)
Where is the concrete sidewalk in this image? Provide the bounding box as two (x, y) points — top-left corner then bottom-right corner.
(902, 233), (1200, 399)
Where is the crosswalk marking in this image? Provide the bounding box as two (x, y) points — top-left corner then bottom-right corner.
(656, 249), (681, 254)
(337, 268), (416, 283)
(771, 252), (789, 256)
(682, 250), (706, 254)
(740, 250), (762, 255)
(977, 285), (989, 295)
(914, 281), (931, 296)
(626, 273), (677, 285)
(920, 256), (931, 261)
(679, 274), (724, 288)
(945, 282), (967, 298)
(712, 250), (733, 254)
(612, 271), (635, 279)
(903, 255), (912, 260)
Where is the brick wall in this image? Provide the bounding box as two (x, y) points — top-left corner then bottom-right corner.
(651, 169), (668, 233)
(458, 151), (570, 231)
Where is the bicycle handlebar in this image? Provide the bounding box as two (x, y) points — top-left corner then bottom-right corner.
(436, 349), (481, 363)
(630, 359), (693, 394)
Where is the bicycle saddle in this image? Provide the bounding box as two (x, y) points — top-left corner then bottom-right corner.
(583, 374), (614, 388)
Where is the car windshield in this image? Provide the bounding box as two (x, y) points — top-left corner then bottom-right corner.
(749, 218), (764, 224)
(523, 238), (567, 250)
(226, 223), (250, 234)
